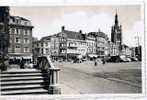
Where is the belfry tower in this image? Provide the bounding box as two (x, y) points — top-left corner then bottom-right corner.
(111, 11), (122, 50)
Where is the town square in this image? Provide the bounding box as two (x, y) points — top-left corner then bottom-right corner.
(0, 4), (143, 95)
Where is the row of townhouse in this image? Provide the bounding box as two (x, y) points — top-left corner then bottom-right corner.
(0, 7), (141, 63)
(32, 36), (51, 60)
(33, 26), (110, 61)
(32, 12), (140, 61)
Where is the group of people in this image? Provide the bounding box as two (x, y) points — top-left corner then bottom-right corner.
(20, 58), (25, 69)
(20, 58), (33, 69)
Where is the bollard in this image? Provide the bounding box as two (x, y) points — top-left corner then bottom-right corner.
(48, 67), (61, 94)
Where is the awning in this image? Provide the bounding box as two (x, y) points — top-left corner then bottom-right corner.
(9, 56), (21, 59)
(88, 54), (98, 58)
(23, 56), (32, 59)
(9, 56), (32, 59)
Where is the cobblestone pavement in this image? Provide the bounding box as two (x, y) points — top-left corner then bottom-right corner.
(53, 61), (142, 94)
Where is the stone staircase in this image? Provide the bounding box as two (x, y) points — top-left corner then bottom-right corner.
(0, 69), (49, 95)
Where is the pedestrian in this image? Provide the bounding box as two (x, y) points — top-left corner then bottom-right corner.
(20, 58), (24, 69)
(102, 58), (105, 65)
(94, 58), (97, 66)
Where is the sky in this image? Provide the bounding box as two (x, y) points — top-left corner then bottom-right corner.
(10, 5), (144, 47)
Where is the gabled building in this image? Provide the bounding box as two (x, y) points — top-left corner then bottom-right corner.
(32, 35), (52, 62)
(55, 26), (87, 60)
(87, 30), (109, 58)
(121, 44), (132, 57)
(50, 34), (60, 61)
(86, 32), (96, 56)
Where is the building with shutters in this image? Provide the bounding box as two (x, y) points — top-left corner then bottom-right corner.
(8, 16), (33, 60)
(55, 26), (87, 61)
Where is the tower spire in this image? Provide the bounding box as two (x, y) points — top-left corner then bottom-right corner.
(115, 9), (118, 26)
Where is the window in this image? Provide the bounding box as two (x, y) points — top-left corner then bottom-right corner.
(16, 45), (20, 48)
(61, 50), (65, 53)
(9, 38), (12, 43)
(11, 28), (15, 34)
(24, 38), (29, 44)
(24, 47), (29, 53)
(15, 37), (20, 43)
(27, 30), (30, 35)
(41, 48), (43, 54)
(37, 43), (39, 47)
(46, 48), (49, 54)
(45, 42), (48, 46)
(9, 28), (12, 34)
(24, 29), (28, 35)
(15, 45), (21, 53)
(41, 43), (44, 47)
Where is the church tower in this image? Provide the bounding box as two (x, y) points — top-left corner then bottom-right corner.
(111, 12), (122, 48)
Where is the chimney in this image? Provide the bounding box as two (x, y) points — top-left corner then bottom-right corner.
(62, 26), (65, 31)
(79, 30), (82, 33)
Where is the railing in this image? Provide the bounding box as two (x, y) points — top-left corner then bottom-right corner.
(37, 55), (61, 94)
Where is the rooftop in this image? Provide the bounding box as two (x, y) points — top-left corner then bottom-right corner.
(10, 16), (30, 21)
(58, 30), (86, 40)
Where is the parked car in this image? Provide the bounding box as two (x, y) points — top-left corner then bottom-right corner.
(82, 56), (87, 61)
(73, 55), (83, 63)
(107, 56), (124, 62)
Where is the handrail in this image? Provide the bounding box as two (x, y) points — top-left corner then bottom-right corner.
(37, 55), (55, 70)
(36, 55), (61, 94)
(46, 55), (55, 68)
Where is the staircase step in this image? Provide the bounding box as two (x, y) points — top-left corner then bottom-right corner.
(0, 68), (50, 95)
(1, 80), (45, 86)
(1, 73), (45, 78)
(1, 88), (49, 95)
(0, 69), (47, 74)
(1, 71), (42, 74)
(1, 84), (46, 91)
(1, 75), (44, 80)
(1, 77), (45, 82)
